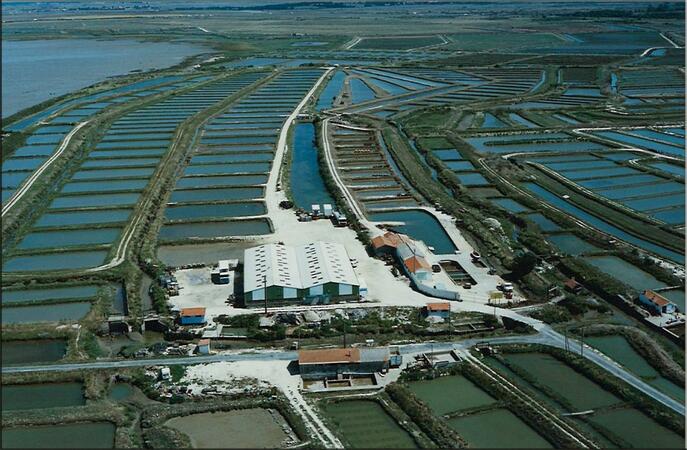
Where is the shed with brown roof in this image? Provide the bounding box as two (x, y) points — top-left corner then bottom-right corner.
(180, 307), (206, 325)
(297, 347), (390, 380)
(639, 290), (677, 315)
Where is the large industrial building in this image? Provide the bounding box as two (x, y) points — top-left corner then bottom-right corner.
(298, 347), (391, 380)
(243, 241), (360, 306)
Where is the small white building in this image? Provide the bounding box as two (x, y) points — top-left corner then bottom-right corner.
(323, 204), (333, 217)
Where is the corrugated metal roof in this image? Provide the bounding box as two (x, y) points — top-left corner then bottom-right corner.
(244, 243), (301, 292)
(359, 347), (390, 363)
(297, 241), (359, 288)
(397, 241), (425, 261)
(244, 241), (359, 293)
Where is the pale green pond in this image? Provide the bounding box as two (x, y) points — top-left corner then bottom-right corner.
(447, 408), (552, 448)
(407, 374), (495, 415)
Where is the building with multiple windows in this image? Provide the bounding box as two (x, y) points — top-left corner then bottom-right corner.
(243, 241), (360, 306)
(639, 290), (678, 315)
(425, 302), (451, 319)
(298, 347), (390, 380)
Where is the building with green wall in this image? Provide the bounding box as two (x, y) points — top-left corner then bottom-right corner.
(243, 241), (360, 306)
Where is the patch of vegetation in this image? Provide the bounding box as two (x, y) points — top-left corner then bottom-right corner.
(81, 330), (105, 359)
(386, 383), (467, 448)
(496, 344), (685, 437)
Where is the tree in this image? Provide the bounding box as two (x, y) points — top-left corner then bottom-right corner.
(510, 252), (537, 280)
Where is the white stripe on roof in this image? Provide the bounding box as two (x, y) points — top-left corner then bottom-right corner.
(244, 241), (359, 293)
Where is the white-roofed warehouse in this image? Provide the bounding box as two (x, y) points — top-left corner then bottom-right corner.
(243, 241), (360, 306)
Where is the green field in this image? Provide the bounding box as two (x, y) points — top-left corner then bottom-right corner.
(502, 352), (621, 410)
(588, 407), (685, 449)
(560, 67), (598, 83)
(407, 374), (496, 415)
(324, 400), (417, 448)
(447, 408), (553, 448)
(416, 136), (454, 150)
(446, 32), (564, 51)
(354, 36), (444, 50)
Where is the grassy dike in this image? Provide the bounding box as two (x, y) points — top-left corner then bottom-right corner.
(278, 119), (297, 204)
(313, 117), (371, 247)
(1, 72), (251, 341)
(492, 344), (685, 440)
(139, 393), (313, 449)
(1, 60), (204, 157)
(573, 324), (685, 383)
(371, 119), (515, 266)
(389, 361), (587, 449)
(1, 75), (218, 252)
(526, 163), (683, 253)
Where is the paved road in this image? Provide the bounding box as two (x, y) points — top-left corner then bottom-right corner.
(4, 330), (683, 416)
(342, 36), (361, 50)
(660, 32), (680, 48)
(3, 351), (296, 374)
(2, 120), (90, 216)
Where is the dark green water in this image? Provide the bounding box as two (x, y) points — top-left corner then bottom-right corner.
(2, 422), (115, 448)
(2, 382), (85, 411)
(2, 339), (66, 365)
(164, 202), (265, 221)
(447, 408), (552, 448)
(108, 383), (135, 401)
(502, 352), (621, 410)
(588, 408), (684, 449)
(546, 233), (599, 255)
(2, 301), (92, 324)
(3, 250), (109, 272)
(583, 256), (668, 291)
(585, 335), (684, 402)
(2, 285), (98, 304)
(407, 374), (495, 414)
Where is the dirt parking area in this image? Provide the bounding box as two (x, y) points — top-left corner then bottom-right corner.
(170, 267), (235, 320)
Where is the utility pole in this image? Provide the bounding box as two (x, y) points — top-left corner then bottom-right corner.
(448, 302), (452, 338)
(263, 274), (268, 315)
(564, 327), (569, 353)
(343, 320), (347, 348)
(580, 326), (584, 357)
